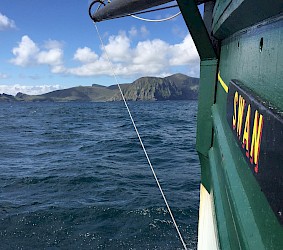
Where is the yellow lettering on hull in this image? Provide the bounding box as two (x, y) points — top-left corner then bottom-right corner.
(233, 91), (238, 129)
(237, 95), (245, 138)
(250, 110), (264, 173)
(231, 93), (264, 174)
(242, 104), (251, 156)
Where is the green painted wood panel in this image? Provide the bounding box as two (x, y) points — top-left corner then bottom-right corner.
(212, 0), (283, 39)
(210, 104), (283, 249)
(219, 16), (283, 111)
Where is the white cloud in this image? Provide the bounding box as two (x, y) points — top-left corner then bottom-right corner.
(43, 39), (64, 49)
(67, 32), (199, 78)
(74, 47), (98, 63)
(68, 58), (112, 76)
(10, 36), (39, 66)
(37, 48), (63, 65)
(169, 35), (199, 65)
(140, 25), (149, 37)
(10, 30), (200, 79)
(0, 13), (16, 30)
(0, 84), (62, 96)
(0, 73), (8, 79)
(128, 27), (138, 37)
(133, 39), (168, 65)
(10, 35), (64, 69)
(103, 33), (132, 62)
(51, 65), (66, 74)
(128, 26), (149, 38)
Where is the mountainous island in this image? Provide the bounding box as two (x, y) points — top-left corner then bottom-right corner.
(0, 73), (199, 102)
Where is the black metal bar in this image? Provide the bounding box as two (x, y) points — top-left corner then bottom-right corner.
(92, 0), (174, 22)
(176, 0), (217, 60)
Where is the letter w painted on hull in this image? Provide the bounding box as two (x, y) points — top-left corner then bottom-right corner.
(242, 104), (251, 156)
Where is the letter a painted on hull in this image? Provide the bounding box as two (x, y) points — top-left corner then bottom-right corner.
(250, 110), (264, 173)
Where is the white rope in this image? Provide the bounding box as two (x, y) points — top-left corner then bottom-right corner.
(93, 22), (188, 250)
(130, 12), (181, 22)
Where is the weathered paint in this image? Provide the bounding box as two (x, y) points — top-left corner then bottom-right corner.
(210, 4), (283, 248)
(178, 0), (283, 249)
(212, 0), (283, 39)
(197, 184), (219, 250)
(227, 80), (283, 224)
(218, 16), (283, 111)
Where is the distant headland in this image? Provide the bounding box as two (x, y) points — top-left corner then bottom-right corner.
(0, 73), (199, 102)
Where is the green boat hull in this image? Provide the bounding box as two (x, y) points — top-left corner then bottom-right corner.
(176, 0), (283, 248)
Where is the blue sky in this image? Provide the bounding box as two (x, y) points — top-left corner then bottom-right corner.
(0, 0), (201, 95)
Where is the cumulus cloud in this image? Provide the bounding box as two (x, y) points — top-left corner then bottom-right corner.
(170, 34), (199, 65)
(43, 39), (64, 49)
(0, 13), (16, 30)
(10, 36), (39, 66)
(67, 32), (199, 78)
(10, 35), (64, 69)
(37, 48), (63, 65)
(133, 39), (168, 65)
(51, 65), (66, 74)
(104, 33), (132, 62)
(74, 47), (98, 63)
(0, 84), (62, 96)
(10, 29), (200, 79)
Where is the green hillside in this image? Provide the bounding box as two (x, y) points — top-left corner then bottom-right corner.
(0, 73), (199, 102)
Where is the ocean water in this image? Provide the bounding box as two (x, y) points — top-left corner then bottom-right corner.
(0, 101), (200, 249)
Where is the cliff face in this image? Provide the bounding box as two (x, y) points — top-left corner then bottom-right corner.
(0, 93), (17, 102)
(110, 73), (199, 101)
(0, 73), (199, 102)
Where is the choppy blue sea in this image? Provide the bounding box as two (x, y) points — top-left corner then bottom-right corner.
(0, 101), (200, 249)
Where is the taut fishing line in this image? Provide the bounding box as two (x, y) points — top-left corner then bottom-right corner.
(89, 2), (188, 249)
